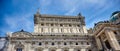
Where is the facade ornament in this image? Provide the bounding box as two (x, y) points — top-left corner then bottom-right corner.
(14, 42), (24, 49)
(78, 13), (82, 16)
(37, 8), (40, 14)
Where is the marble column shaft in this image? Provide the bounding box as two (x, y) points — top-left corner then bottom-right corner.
(105, 30), (120, 50)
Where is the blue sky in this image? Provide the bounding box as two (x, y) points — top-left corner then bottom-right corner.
(0, 0), (120, 37)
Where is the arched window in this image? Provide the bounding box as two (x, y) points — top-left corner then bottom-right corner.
(77, 49), (80, 51)
(60, 24), (63, 27)
(51, 49), (55, 51)
(15, 42), (24, 51)
(88, 50), (92, 51)
(87, 42), (89, 45)
(64, 50), (68, 51)
(16, 48), (22, 51)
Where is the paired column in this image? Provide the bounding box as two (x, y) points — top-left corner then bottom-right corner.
(82, 26), (88, 34)
(69, 48), (74, 51)
(41, 48), (87, 51)
(8, 43), (15, 51)
(81, 48), (86, 51)
(43, 48), (49, 51)
(56, 48), (62, 51)
(105, 30), (120, 50)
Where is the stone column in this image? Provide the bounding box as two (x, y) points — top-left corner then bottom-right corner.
(82, 26), (88, 34)
(99, 36), (108, 50)
(7, 43), (12, 51)
(56, 48), (62, 51)
(69, 48), (74, 51)
(81, 48), (86, 51)
(11, 44), (15, 51)
(43, 48), (49, 51)
(105, 30), (120, 50)
(95, 37), (103, 50)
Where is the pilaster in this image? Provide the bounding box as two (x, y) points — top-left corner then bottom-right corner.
(56, 48), (62, 51)
(69, 48), (74, 51)
(81, 48), (86, 51)
(43, 48), (49, 51)
(95, 37), (103, 50)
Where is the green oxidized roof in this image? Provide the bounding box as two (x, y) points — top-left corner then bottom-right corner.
(110, 11), (120, 22)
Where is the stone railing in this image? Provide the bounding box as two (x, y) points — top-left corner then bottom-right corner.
(32, 33), (88, 35)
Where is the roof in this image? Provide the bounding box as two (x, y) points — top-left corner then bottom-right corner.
(111, 11), (120, 16)
(35, 14), (84, 19)
(12, 29), (32, 35)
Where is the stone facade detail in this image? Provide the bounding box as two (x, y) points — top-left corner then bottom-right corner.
(4, 10), (120, 51)
(93, 11), (120, 51)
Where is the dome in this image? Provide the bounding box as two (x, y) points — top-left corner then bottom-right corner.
(110, 11), (120, 22)
(12, 29), (32, 35)
(111, 11), (120, 16)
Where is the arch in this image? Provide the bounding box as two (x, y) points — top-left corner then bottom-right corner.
(14, 42), (24, 49)
(62, 47), (69, 51)
(14, 42), (24, 51)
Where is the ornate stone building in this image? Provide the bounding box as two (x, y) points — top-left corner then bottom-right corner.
(6, 10), (96, 51)
(4, 10), (120, 51)
(93, 11), (120, 51)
